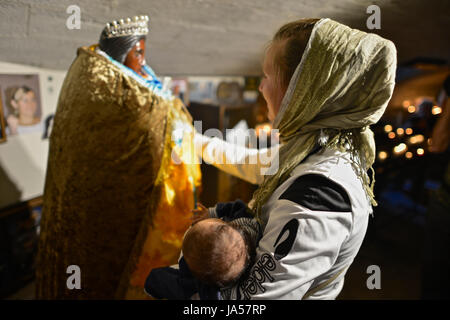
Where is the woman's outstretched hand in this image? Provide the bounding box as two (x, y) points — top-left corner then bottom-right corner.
(191, 202), (209, 224)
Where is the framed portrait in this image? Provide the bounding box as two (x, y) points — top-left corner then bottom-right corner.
(0, 96), (6, 143)
(188, 78), (217, 104)
(170, 78), (190, 106)
(0, 74), (42, 137)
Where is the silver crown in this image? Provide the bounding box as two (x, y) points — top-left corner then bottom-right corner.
(105, 15), (149, 38)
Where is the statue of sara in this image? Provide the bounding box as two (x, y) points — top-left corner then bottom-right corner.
(35, 16), (202, 299)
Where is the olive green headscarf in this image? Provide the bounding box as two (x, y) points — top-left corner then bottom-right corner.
(251, 18), (397, 222)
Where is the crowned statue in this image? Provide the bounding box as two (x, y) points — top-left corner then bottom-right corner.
(35, 16), (202, 299)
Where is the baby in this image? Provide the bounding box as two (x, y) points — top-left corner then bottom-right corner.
(145, 200), (261, 300)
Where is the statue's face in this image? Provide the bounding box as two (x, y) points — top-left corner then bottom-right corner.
(124, 39), (146, 76)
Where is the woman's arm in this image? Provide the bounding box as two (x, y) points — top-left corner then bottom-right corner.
(194, 132), (280, 185)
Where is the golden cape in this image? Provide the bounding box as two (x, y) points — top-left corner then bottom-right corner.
(35, 46), (201, 299)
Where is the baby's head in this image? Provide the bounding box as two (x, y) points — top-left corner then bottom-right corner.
(182, 218), (250, 288)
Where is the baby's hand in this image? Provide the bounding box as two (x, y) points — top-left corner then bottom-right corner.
(191, 202), (209, 224)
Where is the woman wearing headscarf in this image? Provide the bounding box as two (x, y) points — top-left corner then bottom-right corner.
(195, 18), (396, 300)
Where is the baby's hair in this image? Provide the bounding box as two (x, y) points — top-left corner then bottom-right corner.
(269, 18), (320, 90)
(182, 220), (249, 287)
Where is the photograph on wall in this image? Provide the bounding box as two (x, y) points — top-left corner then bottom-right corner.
(188, 78), (217, 104)
(0, 74), (42, 136)
(170, 78), (190, 106)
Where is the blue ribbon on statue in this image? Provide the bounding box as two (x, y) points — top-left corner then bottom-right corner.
(102, 53), (172, 99)
(141, 65), (162, 88)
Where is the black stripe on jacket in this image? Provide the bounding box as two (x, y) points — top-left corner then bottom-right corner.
(279, 174), (352, 212)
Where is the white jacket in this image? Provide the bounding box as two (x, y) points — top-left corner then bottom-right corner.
(195, 133), (372, 300)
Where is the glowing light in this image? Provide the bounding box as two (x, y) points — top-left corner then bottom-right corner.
(409, 134), (424, 144)
(396, 128), (404, 135)
(407, 105), (416, 113)
(432, 106), (442, 115)
(405, 152), (413, 159)
(384, 124), (393, 133)
(255, 123), (272, 137)
(394, 143), (407, 154)
(417, 148), (424, 156)
(263, 124), (272, 133)
(378, 151), (388, 161)
(405, 128), (413, 135)
(402, 100), (411, 108)
(388, 132), (396, 139)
